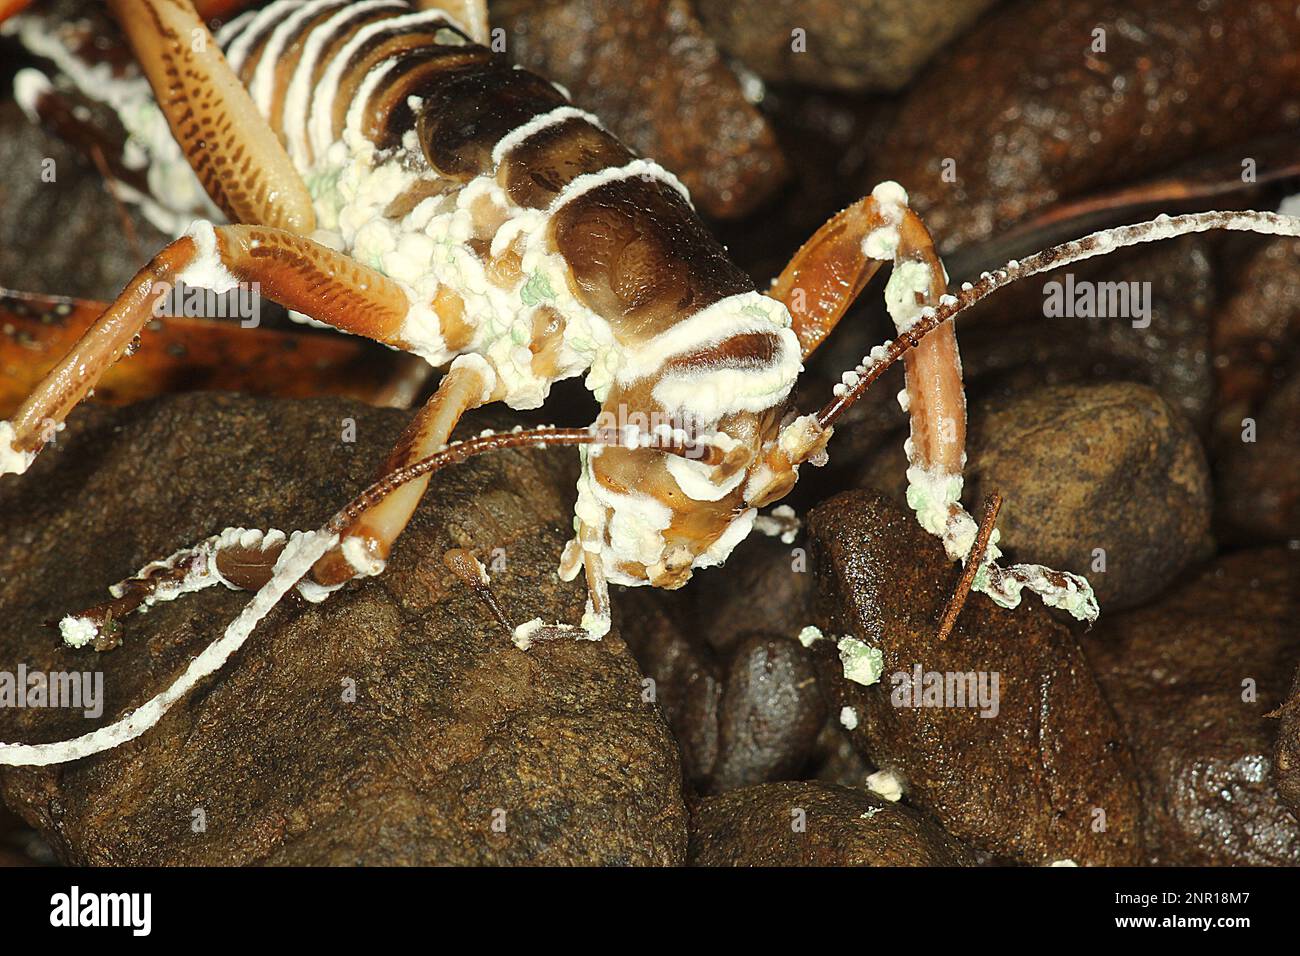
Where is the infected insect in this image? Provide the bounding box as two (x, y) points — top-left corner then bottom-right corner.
(1, 0), (1297, 766)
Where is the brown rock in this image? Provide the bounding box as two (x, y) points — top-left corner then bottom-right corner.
(868, 0), (1300, 252)
(807, 490), (1143, 865)
(495, 0), (787, 219)
(618, 588), (826, 793)
(1277, 665), (1300, 818)
(1217, 365), (1300, 543)
(689, 781), (972, 866)
(1081, 550), (1300, 865)
(0, 393), (687, 865)
(696, 0), (999, 93)
(863, 382), (1213, 611)
(707, 633), (826, 794)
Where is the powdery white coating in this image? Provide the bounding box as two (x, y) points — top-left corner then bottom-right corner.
(512, 617), (545, 650)
(341, 535), (386, 577)
(175, 220), (240, 294)
(58, 615), (98, 649)
(11, 67), (51, 124)
(884, 258), (934, 333)
(282, 1), (402, 166)
(6, 15), (220, 234)
(490, 105), (605, 167)
(664, 450), (746, 502)
(250, 3), (324, 116)
(0, 421), (36, 476)
(618, 292), (801, 421)
(861, 180), (909, 260)
(839, 706), (859, 730)
(838, 636), (883, 686)
(1049, 859), (1079, 867)
(797, 625), (825, 647)
(866, 769), (905, 802)
(752, 504), (800, 544)
(0, 528), (339, 766)
(307, 7), (451, 163)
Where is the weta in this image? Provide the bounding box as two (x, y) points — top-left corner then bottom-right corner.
(1, 0), (1297, 766)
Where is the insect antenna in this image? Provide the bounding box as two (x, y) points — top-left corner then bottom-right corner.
(816, 208), (1300, 428)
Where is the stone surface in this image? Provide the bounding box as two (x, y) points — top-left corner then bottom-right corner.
(495, 0), (787, 219)
(1081, 550), (1300, 865)
(807, 491), (1143, 865)
(863, 382), (1213, 610)
(618, 588), (825, 794)
(867, 0), (1300, 252)
(689, 781), (972, 866)
(1217, 365), (1300, 543)
(1277, 664), (1300, 818)
(0, 393), (688, 865)
(696, 0), (999, 93)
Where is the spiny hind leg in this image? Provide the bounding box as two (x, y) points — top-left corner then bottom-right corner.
(0, 222), (439, 474)
(106, 0), (315, 232)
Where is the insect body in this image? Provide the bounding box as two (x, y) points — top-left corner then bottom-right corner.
(2, 0), (1297, 766)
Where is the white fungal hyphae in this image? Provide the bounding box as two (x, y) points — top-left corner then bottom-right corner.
(797, 625), (825, 648)
(862, 180), (909, 260)
(6, 16), (220, 233)
(837, 636), (884, 687)
(866, 769), (905, 803)
(1048, 859), (1079, 867)
(752, 504), (800, 544)
(0, 527), (339, 767)
(341, 535), (386, 578)
(11, 67), (51, 124)
(58, 615), (99, 650)
(176, 220), (240, 294)
(0, 421), (36, 477)
(512, 617), (545, 651)
(840, 706), (859, 731)
(884, 259), (935, 334)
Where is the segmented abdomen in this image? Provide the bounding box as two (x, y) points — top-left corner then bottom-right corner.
(214, 0), (795, 419)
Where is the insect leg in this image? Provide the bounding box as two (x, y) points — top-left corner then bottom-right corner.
(106, 0), (315, 232)
(309, 354), (498, 590)
(0, 223), (418, 476)
(416, 0), (489, 44)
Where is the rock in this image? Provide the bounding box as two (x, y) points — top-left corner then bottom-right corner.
(867, 0), (1300, 252)
(1211, 237), (1300, 457)
(682, 533), (815, 656)
(1081, 550), (1300, 865)
(863, 382), (1213, 611)
(807, 490), (1143, 865)
(0, 393), (688, 865)
(1277, 665), (1300, 818)
(1217, 365), (1300, 543)
(695, 0), (999, 93)
(707, 633), (826, 794)
(615, 589), (722, 790)
(809, 718), (873, 789)
(0, 99), (166, 300)
(494, 0), (787, 219)
(689, 781), (972, 866)
(954, 235), (1219, 432)
(618, 588), (826, 793)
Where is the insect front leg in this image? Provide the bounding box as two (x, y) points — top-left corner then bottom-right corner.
(0, 223), (424, 475)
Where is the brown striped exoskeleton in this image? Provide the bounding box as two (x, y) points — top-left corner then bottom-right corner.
(2, 0), (1298, 765)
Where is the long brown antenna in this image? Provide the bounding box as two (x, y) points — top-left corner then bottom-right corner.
(816, 208), (1300, 429)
